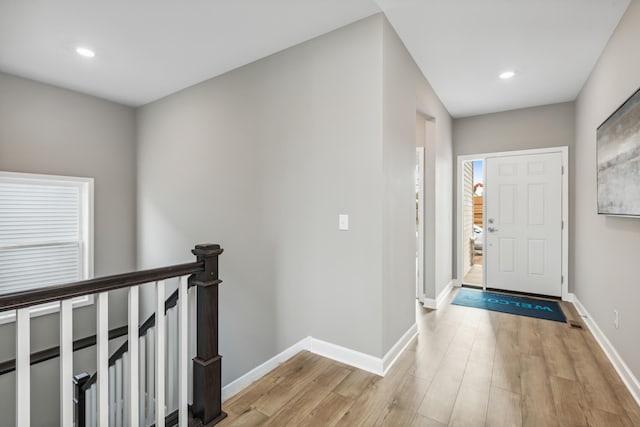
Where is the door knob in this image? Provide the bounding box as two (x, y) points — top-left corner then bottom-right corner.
(488, 226), (498, 233)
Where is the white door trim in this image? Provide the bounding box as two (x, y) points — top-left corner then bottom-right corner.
(456, 146), (569, 300)
(416, 147), (425, 302)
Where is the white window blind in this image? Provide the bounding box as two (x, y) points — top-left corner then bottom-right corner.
(0, 172), (93, 321)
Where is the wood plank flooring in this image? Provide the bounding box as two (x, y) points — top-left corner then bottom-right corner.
(219, 289), (640, 426)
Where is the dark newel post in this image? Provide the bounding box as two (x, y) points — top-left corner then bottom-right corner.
(191, 244), (227, 426)
(73, 372), (90, 427)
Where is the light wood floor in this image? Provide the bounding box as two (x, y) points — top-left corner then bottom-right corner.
(219, 289), (640, 426)
(463, 264), (483, 286)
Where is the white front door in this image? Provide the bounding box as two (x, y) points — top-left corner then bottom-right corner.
(485, 152), (563, 297)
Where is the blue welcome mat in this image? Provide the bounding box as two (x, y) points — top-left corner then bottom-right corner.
(451, 288), (566, 323)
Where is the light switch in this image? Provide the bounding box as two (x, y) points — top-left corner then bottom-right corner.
(339, 214), (349, 230)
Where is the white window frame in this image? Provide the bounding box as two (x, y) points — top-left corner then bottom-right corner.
(0, 171), (94, 323)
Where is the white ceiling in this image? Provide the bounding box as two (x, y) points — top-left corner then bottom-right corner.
(0, 0), (631, 117)
(377, 0), (630, 117)
(0, 0), (380, 106)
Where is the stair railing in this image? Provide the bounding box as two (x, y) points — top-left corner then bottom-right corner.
(77, 287), (184, 427)
(0, 243), (226, 427)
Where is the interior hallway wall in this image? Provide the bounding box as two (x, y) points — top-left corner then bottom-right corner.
(138, 13), (454, 381)
(137, 16), (386, 385)
(573, 0), (640, 381)
(451, 102), (575, 281)
(382, 18), (452, 342)
(0, 72), (137, 426)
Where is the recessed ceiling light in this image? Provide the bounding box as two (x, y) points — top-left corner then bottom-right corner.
(75, 47), (95, 58)
(499, 70), (516, 80)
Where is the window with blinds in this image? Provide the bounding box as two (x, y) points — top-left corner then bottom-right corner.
(0, 172), (93, 322)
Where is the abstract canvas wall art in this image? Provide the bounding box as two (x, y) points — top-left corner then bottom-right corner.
(597, 87), (640, 216)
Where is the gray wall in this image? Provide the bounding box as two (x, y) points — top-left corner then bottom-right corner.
(381, 19), (452, 352)
(137, 14), (454, 382)
(574, 1), (640, 380)
(451, 102), (575, 280)
(137, 15), (386, 385)
(453, 102), (575, 157)
(0, 72), (137, 425)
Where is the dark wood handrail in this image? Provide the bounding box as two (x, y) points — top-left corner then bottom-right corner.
(0, 260), (210, 312)
(1, 243), (226, 426)
(77, 244), (226, 426)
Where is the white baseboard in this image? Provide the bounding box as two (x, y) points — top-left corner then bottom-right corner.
(572, 295), (640, 407)
(309, 337), (383, 375)
(222, 336), (311, 401)
(423, 280), (454, 309)
(222, 323), (419, 400)
(424, 296), (441, 309)
(382, 323), (418, 375)
(422, 298), (437, 309)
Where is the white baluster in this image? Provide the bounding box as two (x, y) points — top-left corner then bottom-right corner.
(85, 384), (93, 427)
(90, 383), (97, 427)
(146, 328), (155, 423)
(115, 358), (123, 427)
(179, 275), (189, 426)
(15, 308), (30, 427)
(166, 307), (175, 411)
(97, 292), (109, 426)
(139, 335), (146, 427)
(60, 299), (73, 427)
(128, 285), (140, 427)
(173, 304), (179, 410)
(155, 280), (166, 426)
(109, 365), (115, 427)
(123, 352), (129, 426)
(93, 384), (98, 427)
(188, 285), (196, 405)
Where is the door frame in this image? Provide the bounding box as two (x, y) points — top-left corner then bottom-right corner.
(416, 147), (425, 303)
(455, 146), (569, 300)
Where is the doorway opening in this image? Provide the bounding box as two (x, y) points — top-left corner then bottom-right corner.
(462, 159), (483, 287)
(456, 147), (569, 299)
(416, 147), (424, 301)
